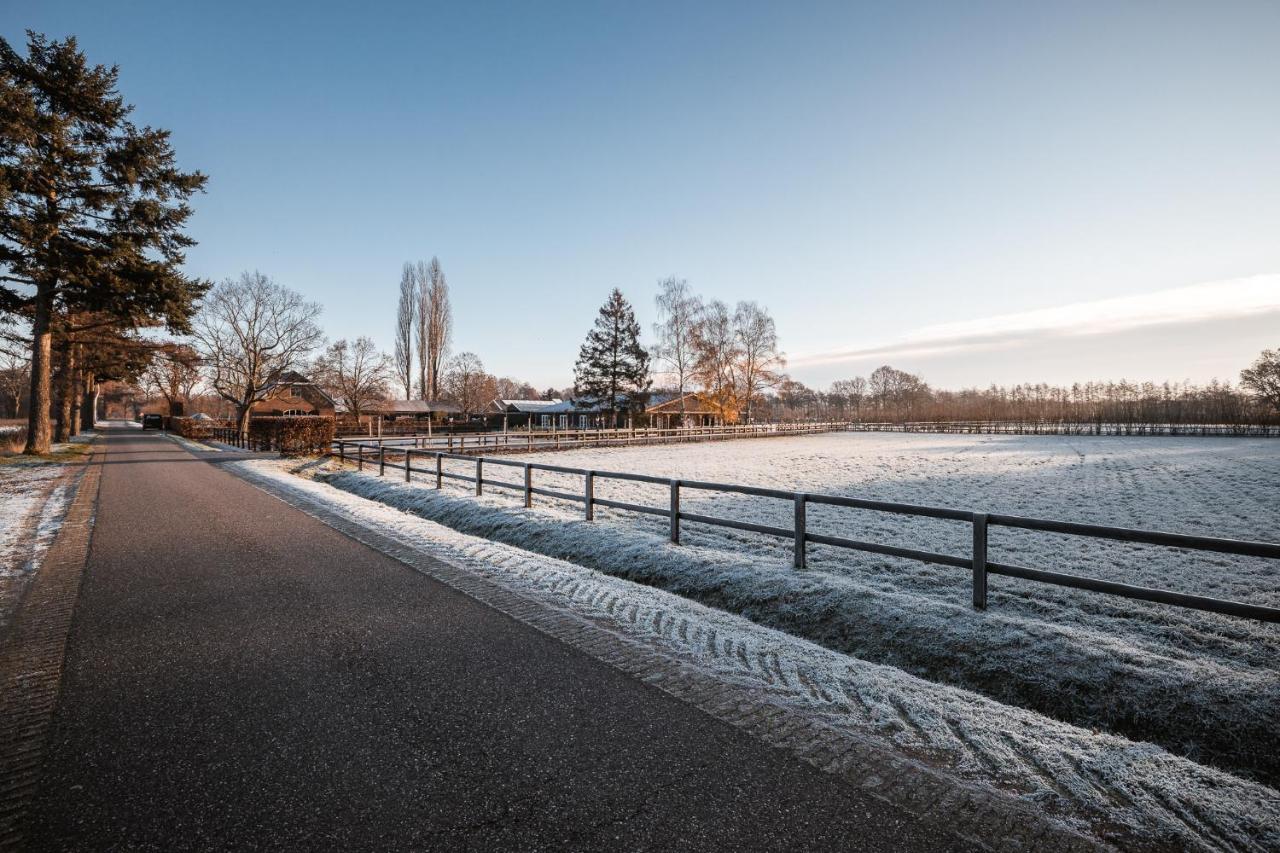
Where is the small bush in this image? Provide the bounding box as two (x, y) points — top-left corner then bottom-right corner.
(247, 416), (335, 456)
(0, 423), (26, 455)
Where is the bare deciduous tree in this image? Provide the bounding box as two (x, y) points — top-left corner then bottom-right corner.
(733, 301), (785, 423)
(193, 272), (324, 435)
(314, 336), (391, 422)
(493, 376), (540, 400)
(425, 257), (451, 400)
(830, 376), (868, 421)
(653, 276), (702, 423)
(140, 342), (201, 416)
(410, 257), (452, 400)
(691, 299), (741, 422)
(1241, 349), (1280, 413)
(443, 351), (494, 415)
(1, 345), (31, 419)
(394, 264), (415, 399)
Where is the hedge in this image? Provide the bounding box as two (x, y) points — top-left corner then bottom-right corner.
(172, 417), (231, 440)
(247, 416), (335, 456)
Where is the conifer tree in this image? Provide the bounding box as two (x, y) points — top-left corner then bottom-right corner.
(573, 288), (650, 427)
(0, 32), (207, 453)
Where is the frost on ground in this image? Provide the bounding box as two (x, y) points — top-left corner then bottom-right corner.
(316, 433), (1278, 789)
(0, 439), (90, 632)
(238, 457), (1280, 853)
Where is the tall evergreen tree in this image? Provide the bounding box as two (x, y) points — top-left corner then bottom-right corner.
(573, 288), (650, 427)
(0, 32), (207, 453)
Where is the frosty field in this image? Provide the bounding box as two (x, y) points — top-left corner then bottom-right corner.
(311, 432), (1280, 788)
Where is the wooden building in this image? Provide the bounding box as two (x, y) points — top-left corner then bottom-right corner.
(644, 392), (732, 428)
(249, 371), (336, 417)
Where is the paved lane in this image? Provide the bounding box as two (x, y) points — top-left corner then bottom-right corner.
(25, 428), (977, 851)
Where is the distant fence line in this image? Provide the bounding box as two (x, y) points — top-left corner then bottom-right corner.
(332, 422), (847, 455)
(331, 440), (1280, 625)
(848, 421), (1280, 437)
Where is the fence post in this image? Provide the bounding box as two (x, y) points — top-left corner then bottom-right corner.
(972, 512), (988, 610)
(405, 449), (413, 482)
(338, 441), (345, 464)
(358, 445), (364, 471)
(435, 453), (443, 489)
(585, 471), (594, 520)
(524, 464), (532, 508)
(379, 446), (386, 476)
(669, 480), (680, 544)
(475, 457), (483, 496)
(794, 493), (807, 569)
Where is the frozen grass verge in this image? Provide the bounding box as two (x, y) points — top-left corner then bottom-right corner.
(242, 458), (1280, 853)
(303, 456), (1280, 790)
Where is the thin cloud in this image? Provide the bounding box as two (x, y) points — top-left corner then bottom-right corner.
(791, 275), (1280, 368)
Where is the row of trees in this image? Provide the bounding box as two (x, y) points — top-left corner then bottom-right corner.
(394, 258), (451, 400)
(1, 32), (208, 454)
(759, 357), (1280, 426)
(651, 277), (786, 423)
(567, 278), (788, 426)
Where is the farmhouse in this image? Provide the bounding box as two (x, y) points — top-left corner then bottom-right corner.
(250, 371), (335, 417)
(645, 392), (733, 428)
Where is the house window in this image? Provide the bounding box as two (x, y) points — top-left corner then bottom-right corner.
(578, 415), (589, 429)
(540, 414), (551, 428)
(558, 415), (568, 429)
(282, 409), (309, 416)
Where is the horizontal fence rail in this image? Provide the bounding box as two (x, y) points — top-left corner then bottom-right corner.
(332, 422), (847, 455)
(331, 440), (1280, 624)
(848, 421), (1280, 437)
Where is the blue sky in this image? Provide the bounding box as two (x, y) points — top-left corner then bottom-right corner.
(5, 1), (1279, 389)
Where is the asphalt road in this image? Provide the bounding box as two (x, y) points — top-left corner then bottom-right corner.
(25, 427), (980, 851)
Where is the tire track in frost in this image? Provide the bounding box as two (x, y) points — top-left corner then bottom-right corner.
(418, 531), (1280, 851)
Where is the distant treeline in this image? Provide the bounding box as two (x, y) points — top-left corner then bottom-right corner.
(754, 365), (1280, 428)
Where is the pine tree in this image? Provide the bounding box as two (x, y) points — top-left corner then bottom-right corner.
(573, 288), (650, 427)
(0, 32), (207, 453)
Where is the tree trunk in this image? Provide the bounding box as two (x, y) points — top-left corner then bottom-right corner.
(69, 356), (84, 436)
(55, 344), (76, 444)
(236, 405), (251, 438)
(81, 376), (97, 431)
(24, 284), (54, 455)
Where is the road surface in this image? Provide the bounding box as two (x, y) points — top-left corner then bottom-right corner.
(22, 427), (988, 850)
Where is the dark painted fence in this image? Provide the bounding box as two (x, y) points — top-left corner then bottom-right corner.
(332, 440), (1280, 624)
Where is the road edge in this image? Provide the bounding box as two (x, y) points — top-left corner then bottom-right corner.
(0, 443), (103, 851)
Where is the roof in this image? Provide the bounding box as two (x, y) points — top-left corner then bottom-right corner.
(261, 371), (335, 405)
(493, 399), (564, 413)
(366, 399), (462, 415)
(645, 393), (726, 415)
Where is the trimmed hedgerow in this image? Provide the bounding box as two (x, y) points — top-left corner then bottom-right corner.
(248, 416), (335, 456)
(173, 417), (230, 440)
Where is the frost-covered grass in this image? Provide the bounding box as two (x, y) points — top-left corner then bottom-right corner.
(241, 456), (1280, 852)
(0, 437), (91, 632)
(315, 432), (1279, 787)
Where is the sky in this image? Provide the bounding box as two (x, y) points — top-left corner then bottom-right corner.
(4, 1), (1279, 391)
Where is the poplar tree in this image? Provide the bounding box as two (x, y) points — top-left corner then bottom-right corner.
(0, 32), (207, 453)
(573, 288), (650, 427)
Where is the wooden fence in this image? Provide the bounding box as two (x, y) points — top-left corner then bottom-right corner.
(849, 421), (1280, 437)
(334, 422), (847, 455)
(331, 440), (1280, 624)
